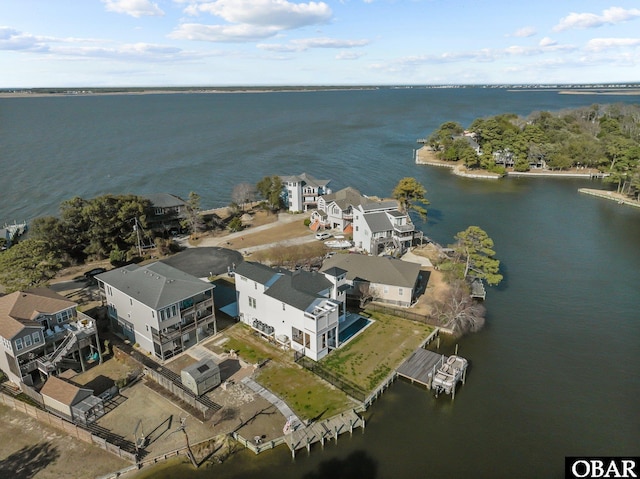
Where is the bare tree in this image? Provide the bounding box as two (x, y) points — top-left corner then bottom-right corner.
(432, 280), (486, 336)
(232, 183), (257, 212)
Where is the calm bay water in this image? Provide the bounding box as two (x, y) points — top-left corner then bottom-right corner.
(1, 88), (639, 478)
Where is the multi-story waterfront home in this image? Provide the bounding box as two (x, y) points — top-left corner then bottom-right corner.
(96, 262), (216, 361)
(280, 173), (332, 213)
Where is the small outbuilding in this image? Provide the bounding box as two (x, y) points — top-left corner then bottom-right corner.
(40, 375), (104, 425)
(181, 358), (221, 396)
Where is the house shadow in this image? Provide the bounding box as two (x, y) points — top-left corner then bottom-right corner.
(80, 374), (114, 395)
(218, 359), (241, 382)
(0, 442), (59, 479)
(302, 450), (378, 479)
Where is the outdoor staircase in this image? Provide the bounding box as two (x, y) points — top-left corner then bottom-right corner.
(37, 332), (79, 374)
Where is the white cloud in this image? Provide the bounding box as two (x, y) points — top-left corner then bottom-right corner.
(171, 0), (332, 43)
(511, 27), (536, 38)
(539, 37), (557, 47)
(553, 7), (640, 32)
(336, 51), (364, 60)
(102, 0), (164, 17)
(0, 27), (48, 52)
(258, 37), (368, 52)
(170, 22), (280, 42)
(180, 0), (332, 29)
(586, 37), (640, 52)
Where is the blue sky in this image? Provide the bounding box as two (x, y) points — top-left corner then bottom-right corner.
(1, 0), (640, 87)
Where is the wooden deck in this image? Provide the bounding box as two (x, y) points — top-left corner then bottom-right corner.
(285, 410), (363, 457)
(396, 348), (444, 388)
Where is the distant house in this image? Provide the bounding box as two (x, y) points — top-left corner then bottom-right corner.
(234, 261), (348, 361)
(41, 375), (104, 425)
(352, 199), (420, 256)
(320, 254), (423, 308)
(280, 173), (331, 212)
(0, 288), (102, 388)
(312, 186), (367, 232)
(96, 262), (216, 361)
(144, 193), (189, 235)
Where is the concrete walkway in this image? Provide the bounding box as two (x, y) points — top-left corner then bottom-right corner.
(240, 376), (301, 426)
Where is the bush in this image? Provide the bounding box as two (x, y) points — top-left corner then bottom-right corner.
(303, 218), (311, 227)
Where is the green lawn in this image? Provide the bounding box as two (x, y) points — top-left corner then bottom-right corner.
(210, 315), (433, 420)
(321, 312), (434, 390)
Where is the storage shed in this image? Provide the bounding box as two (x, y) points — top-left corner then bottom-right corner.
(181, 358), (221, 396)
(40, 375), (104, 424)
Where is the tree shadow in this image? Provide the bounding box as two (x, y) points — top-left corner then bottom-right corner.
(0, 442), (59, 479)
(302, 450), (377, 479)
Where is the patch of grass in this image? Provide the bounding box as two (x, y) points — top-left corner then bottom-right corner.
(321, 312), (434, 391)
(256, 363), (353, 421)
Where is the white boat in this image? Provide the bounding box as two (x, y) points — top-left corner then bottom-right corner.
(324, 239), (352, 249)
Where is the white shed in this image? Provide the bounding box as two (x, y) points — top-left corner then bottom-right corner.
(181, 358), (221, 396)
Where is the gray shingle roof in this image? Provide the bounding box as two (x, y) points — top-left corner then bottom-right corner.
(321, 187), (365, 211)
(320, 254), (421, 288)
(363, 212), (393, 233)
(96, 262), (212, 310)
(237, 262), (332, 311)
(143, 193), (187, 208)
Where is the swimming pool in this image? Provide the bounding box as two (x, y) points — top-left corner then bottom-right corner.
(338, 316), (371, 343)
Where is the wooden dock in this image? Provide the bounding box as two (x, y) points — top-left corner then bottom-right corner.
(396, 348), (468, 399)
(396, 348), (444, 388)
(285, 410), (363, 457)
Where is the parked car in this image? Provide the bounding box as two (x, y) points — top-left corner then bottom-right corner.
(315, 232), (332, 240)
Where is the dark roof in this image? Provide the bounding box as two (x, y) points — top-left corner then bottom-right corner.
(320, 254), (421, 289)
(363, 211), (393, 233)
(143, 193), (188, 208)
(321, 187), (365, 210)
(321, 266), (348, 278)
(236, 262), (332, 311)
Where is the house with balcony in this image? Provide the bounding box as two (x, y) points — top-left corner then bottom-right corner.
(311, 186), (367, 233)
(0, 288), (101, 388)
(280, 173), (331, 213)
(320, 254), (423, 308)
(234, 261), (349, 361)
(96, 262), (216, 361)
(144, 193), (189, 235)
(352, 200), (421, 256)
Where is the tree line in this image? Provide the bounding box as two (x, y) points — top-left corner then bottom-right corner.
(427, 103), (640, 199)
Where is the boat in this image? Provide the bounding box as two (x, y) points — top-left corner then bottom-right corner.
(324, 239), (352, 249)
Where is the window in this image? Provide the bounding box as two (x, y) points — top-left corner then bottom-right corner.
(282, 303), (286, 311)
(159, 309), (165, 321)
(32, 332), (40, 344)
(15, 338), (23, 351)
(322, 333), (327, 349)
(56, 309), (72, 323)
(398, 288), (403, 296)
(130, 298), (133, 306)
(171, 305), (177, 317)
(24, 335), (32, 347)
(155, 207), (164, 215)
(383, 285), (389, 294)
(248, 297), (256, 308)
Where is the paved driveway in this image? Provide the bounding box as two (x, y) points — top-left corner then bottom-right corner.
(160, 247), (243, 278)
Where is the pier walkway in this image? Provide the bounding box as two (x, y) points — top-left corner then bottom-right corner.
(284, 410), (363, 457)
(396, 349), (444, 388)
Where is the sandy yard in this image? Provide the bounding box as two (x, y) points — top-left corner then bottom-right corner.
(0, 404), (130, 479)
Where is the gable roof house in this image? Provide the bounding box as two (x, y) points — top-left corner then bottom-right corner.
(41, 375), (104, 425)
(144, 193), (189, 235)
(0, 289), (101, 388)
(312, 186), (367, 233)
(234, 261), (349, 361)
(96, 262), (216, 361)
(352, 199), (420, 256)
(320, 254), (423, 308)
(280, 173), (331, 213)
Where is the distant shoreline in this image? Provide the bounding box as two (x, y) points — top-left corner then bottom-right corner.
(0, 86), (380, 99)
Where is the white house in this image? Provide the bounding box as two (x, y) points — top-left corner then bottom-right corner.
(352, 200), (419, 256)
(234, 261), (349, 361)
(280, 173), (331, 213)
(0, 288), (101, 387)
(320, 254), (423, 308)
(96, 262), (216, 361)
(312, 186), (367, 233)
